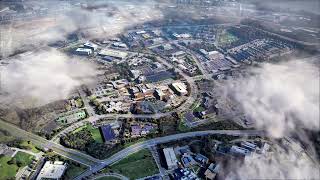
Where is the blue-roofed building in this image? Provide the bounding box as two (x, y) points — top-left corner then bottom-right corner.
(100, 125), (116, 142)
(181, 154), (196, 167)
(194, 154), (209, 165)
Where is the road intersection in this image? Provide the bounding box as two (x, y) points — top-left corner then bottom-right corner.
(0, 119), (264, 180)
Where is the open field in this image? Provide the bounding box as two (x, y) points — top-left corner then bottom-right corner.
(108, 149), (158, 180)
(13, 152), (34, 167)
(218, 32), (239, 46)
(20, 141), (40, 153)
(0, 155), (19, 179)
(64, 163), (87, 179)
(0, 152), (35, 179)
(72, 124), (103, 143)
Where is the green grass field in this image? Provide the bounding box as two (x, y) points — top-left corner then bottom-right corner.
(72, 124), (103, 143)
(0, 155), (19, 179)
(64, 163), (87, 179)
(20, 141), (40, 153)
(109, 149), (158, 180)
(178, 119), (190, 132)
(0, 152), (34, 179)
(87, 125), (103, 143)
(218, 32), (239, 46)
(13, 152), (34, 167)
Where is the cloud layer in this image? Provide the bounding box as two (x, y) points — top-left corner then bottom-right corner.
(219, 60), (319, 138)
(0, 49), (98, 108)
(226, 141), (319, 179)
(0, 1), (163, 57)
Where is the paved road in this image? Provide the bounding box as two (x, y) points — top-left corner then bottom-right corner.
(52, 50), (199, 142)
(74, 129), (265, 179)
(11, 147), (43, 160)
(90, 173), (129, 180)
(0, 120), (100, 167)
(0, 119), (264, 180)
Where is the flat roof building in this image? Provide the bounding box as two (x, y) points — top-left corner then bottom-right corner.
(171, 82), (187, 96)
(100, 125), (116, 142)
(99, 49), (128, 60)
(163, 147), (178, 170)
(36, 161), (67, 180)
(75, 48), (92, 56)
(230, 145), (251, 156)
(84, 42), (98, 51)
(57, 110), (86, 124)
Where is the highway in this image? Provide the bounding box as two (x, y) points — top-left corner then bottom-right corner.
(74, 129), (265, 180)
(90, 173), (129, 180)
(0, 120), (100, 167)
(0, 118), (264, 180)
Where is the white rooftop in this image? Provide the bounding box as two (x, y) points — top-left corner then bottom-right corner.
(36, 161), (67, 180)
(163, 147), (178, 169)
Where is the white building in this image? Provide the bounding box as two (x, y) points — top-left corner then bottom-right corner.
(75, 48), (92, 56)
(171, 82), (188, 96)
(99, 49), (128, 60)
(230, 145), (251, 156)
(112, 42), (127, 48)
(36, 161), (67, 180)
(207, 51), (224, 59)
(84, 42), (98, 51)
(163, 147), (178, 170)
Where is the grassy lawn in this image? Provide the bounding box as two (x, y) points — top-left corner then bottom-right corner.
(218, 32), (238, 46)
(72, 126), (87, 134)
(193, 106), (205, 113)
(20, 141), (40, 153)
(64, 163), (87, 179)
(87, 125), (103, 143)
(13, 152), (34, 167)
(0, 152), (34, 179)
(178, 119), (190, 132)
(72, 124), (103, 143)
(109, 149), (158, 180)
(0, 155), (19, 179)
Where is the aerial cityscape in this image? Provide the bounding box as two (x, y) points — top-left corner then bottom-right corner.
(0, 0), (319, 180)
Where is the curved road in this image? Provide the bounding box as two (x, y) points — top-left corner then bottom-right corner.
(74, 129), (265, 180)
(52, 51), (199, 142)
(90, 173), (129, 180)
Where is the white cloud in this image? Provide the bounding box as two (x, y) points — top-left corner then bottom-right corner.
(226, 143), (319, 179)
(218, 60), (319, 138)
(0, 49), (98, 108)
(0, 1), (163, 57)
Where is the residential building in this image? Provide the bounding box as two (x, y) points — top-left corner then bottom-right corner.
(36, 161), (67, 180)
(130, 124), (155, 137)
(131, 125), (141, 137)
(163, 147), (178, 170)
(90, 83), (114, 97)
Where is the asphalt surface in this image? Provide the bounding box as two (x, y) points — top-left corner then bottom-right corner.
(74, 129), (265, 180)
(0, 120), (100, 167)
(0, 119), (265, 180)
